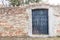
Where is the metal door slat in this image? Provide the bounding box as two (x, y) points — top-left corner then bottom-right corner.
(32, 9), (48, 34)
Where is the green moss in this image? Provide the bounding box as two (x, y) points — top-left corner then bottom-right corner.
(10, 0), (20, 6)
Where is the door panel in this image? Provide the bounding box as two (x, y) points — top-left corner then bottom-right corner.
(32, 9), (48, 34)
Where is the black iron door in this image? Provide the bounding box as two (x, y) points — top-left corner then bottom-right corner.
(32, 9), (48, 34)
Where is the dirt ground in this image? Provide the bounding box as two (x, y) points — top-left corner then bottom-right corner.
(0, 37), (60, 40)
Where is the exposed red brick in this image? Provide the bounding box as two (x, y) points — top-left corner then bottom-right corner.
(0, 32), (3, 36)
(57, 30), (60, 32)
(8, 32), (13, 36)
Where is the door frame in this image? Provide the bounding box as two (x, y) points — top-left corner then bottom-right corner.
(26, 6), (56, 37)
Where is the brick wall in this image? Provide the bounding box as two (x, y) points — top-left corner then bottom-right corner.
(0, 3), (60, 37)
(0, 7), (28, 36)
(53, 6), (60, 36)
